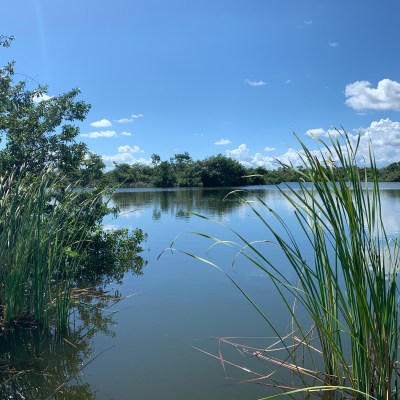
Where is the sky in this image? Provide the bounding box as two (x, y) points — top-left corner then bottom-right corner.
(1, 0), (400, 169)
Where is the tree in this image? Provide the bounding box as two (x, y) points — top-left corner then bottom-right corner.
(200, 154), (247, 186)
(0, 36), (146, 285)
(153, 160), (177, 187)
(0, 78), (90, 177)
(151, 153), (161, 166)
(77, 152), (106, 186)
(170, 151), (192, 166)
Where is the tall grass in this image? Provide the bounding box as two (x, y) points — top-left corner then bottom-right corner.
(0, 168), (102, 331)
(186, 133), (400, 399)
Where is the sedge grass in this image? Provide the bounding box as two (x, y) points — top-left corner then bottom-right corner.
(182, 132), (400, 399)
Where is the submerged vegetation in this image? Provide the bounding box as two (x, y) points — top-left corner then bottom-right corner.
(185, 133), (400, 399)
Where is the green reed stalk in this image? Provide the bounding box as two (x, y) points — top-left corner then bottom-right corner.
(0, 168), (103, 330)
(187, 133), (399, 399)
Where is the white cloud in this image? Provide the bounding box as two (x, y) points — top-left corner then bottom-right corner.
(328, 41), (339, 47)
(118, 145), (144, 154)
(264, 146), (276, 152)
(33, 93), (52, 103)
(90, 119), (112, 128)
(214, 138), (231, 145)
(102, 154), (151, 167)
(81, 130), (117, 138)
(304, 20), (312, 25)
(102, 145), (150, 168)
(226, 144), (250, 159)
(116, 113), (144, 123)
(217, 119), (400, 170)
(345, 79), (400, 111)
(352, 118), (400, 165)
(303, 119), (400, 166)
(225, 144), (277, 168)
(305, 128), (342, 138)
(121, 131), (132, 136)
(285, 79), (292, 84)
(245, 79), (266, 87)
(291, 119), (400, 167)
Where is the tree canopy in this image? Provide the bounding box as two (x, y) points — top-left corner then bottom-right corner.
(0, 35), (146, 286)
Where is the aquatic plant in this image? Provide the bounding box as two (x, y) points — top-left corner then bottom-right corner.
(184, 133), (400, 399)
(0, 168), (104, 330)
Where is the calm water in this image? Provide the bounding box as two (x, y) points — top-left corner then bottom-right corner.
(3, 183), (400, 399)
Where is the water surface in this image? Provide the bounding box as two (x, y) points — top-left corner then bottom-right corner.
(3, 184), (400, 399)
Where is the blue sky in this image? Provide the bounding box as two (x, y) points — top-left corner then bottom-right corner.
(2, 0), (400, 168)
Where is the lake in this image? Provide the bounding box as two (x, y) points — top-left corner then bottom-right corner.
(3, 183), (400, 399)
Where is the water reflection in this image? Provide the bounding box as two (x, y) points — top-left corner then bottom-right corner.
(111, 187), (285, 221)
(1, 289), (126, 399)
(110, 186), (400, 236)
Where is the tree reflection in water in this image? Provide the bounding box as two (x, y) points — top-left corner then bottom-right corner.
(1, 288), (133, 399)
(111, 187), (245, 221)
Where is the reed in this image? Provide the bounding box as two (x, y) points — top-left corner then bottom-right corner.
(185, 133), (400, 399)
(0, 168), (102, 330)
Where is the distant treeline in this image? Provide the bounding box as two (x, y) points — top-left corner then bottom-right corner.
(85, 152), (400, 188)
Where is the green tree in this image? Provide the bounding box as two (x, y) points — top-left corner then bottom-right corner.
(0, 36), (146, 285)
(200, 154), (247, 187)
(153, 160), (177, 187)
(170, 151), (202, 187)
(0, 56), (90, 177)
(151, 153), (161, 166)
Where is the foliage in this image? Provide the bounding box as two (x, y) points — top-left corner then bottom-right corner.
(153, 160), (178, 187)
(78, 227), (147, 285)
(0, 169), (101, 329)
(170, 151), (203, 187)
(104, 151), (400, 189)
(185, 133), (400, 399)
(199, 154), (247, 187)
(378, 162), (400, 182)
(0, 36), (146, 312)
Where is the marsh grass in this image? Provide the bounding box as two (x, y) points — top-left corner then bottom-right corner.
(0, 168), (104, 330)
(182, 133), (400, 399)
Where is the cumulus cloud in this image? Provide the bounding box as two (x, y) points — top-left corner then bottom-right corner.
(226, 144), (250, 159)
(121, 131), (132, 136)
(225, 144), (276, 168)
(245, 79), (266, 87)
(345, 79), (400, 111)
(264, 146), (276, 152)
(116, 113), (144, 123)
(305, 128), (325, 137)
(328, 41), (339, 47)
(285, 120), (400, 167)
(214, 138), (231, 145)
(285, 79), (292, 84)
(304, 20), (312, 25)
(90, 119), (112, 128)
(305, 128), (342, 138)
(300, 119), (400, 167)
(81, 130), (117, 138)
(118, 145), (144, 154)
(102, 145), (150, 168)
(353, 118), (400, 164)
(33, 93), (52, 103)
